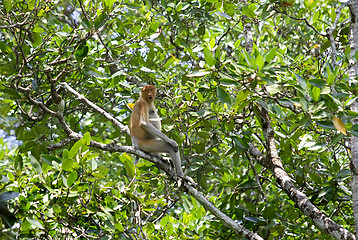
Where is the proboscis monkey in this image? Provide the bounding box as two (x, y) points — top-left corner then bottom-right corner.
(129, 85), (185, 179)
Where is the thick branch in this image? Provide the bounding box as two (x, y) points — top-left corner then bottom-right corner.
(348, 1), (358, 237)
(0, 12), (31, 29)
(59, 82), (130, 135)
(249, 108), (355, 240)
(326, 3), (348, 68)
(185, 186), (263, 240)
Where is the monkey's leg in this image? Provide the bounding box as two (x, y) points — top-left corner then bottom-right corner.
(137, 139), (183, 177)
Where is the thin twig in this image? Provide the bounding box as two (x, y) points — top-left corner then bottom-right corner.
(274, 8), (325, 37)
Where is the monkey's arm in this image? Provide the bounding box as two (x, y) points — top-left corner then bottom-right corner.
(140, 119), (179, 152)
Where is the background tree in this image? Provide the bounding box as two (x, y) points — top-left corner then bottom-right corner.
(0, 0), (357, 239)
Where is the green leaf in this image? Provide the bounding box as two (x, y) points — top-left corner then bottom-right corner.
(309, 79), (326, 88)
(53, 204), (62, 213)
(91, 159), (98, 171)
(75, 41), (89, 60)
(220, 78), (239, 87)
(203, 48), (217, 67)
(209, 38), (216, 49)
(67, 171), (78, 187)
(115, 222), (124, 231)
(69, 139), (83, 159)
(26, 218), (44, 229)
(242, 6), (255, 18)
(266, 84), (281, 95)
(125, 160), (135, 179)
(15, 154), (23, 174)
(298, 115), (310, 127)
(317, 120), (335, 130)
(83, 57), (94, 66)
(256, 55), (264, 71)
(345, 97), (358, 107)
(103, 0), (115, 8)
(216, 87), (231, 105)
(176, 1), (182, 11)
(265, 47), (276, 62)
(4, 0), (12, 12)
(330, 134), (343, 146)
(33, 26), (44, 33)
(198, 25), (205, 36)
(94, 13), (106, 29)
(32, 32), (42, 48)
(29, 154), (42, 174)
(320, 40), (331, 53)
(311, 86), (321, 102)
(28, 0), (36, 10)
(83, 132), (91, 145)
(216, 12), (232, 19)
(223, 2), (235, 16)
(243, 50), (256, 69)
(93, 166), (110, 179)
(31, 143), (42, 160)
(186, 70), (210, 77)
(236, 90), (250, 103)
(196, 91), (204, 102)
(295, 74), (307, 91)
(62, 159), (74, 171)
(198, 131), (210, 139)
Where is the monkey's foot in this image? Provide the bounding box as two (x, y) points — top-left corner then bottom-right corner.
(184, 175), (196, 187)
(177, 175), (196, 188)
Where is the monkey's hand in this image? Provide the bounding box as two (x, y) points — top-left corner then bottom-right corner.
(169, 139), (179, 152)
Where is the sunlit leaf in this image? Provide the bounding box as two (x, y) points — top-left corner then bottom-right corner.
(196, 92), (204, 102)
(67, 171), (78, 187)
(62, 159), (74, 171)
(203, 48), (217, 67)
(29, 154), (42, 174)
(69, 139), (83, 159)
(217, 87), (231, 105)
(4, 0), (12, 12)
(242, 6), (255, 18)
(216, 12), (232, 19)
(332, 116), (346, 135)
(186, 70), (210, 77)
(91, 159), (98, 171)
(26, 218), (44, 229)
(311, 86), (321, 102)
(295, 74), (307, 91)
(127, 103), (134, 109)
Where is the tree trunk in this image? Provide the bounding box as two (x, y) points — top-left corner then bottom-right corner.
(349, 0), (358, 238)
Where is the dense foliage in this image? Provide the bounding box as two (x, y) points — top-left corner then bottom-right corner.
(0, 0), (356, 239)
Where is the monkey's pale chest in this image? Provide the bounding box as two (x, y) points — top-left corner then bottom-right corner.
(149, 109), (161, 131)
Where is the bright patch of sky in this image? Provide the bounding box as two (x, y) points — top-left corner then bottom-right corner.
(0, 129), (22, 150)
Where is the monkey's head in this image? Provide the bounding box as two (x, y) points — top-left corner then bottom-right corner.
(141, 85), (157, 102)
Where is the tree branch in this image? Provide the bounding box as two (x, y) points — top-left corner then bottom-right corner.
(249, 107), (355, 240)
(59, 82), (130, 135)
(274, 8), (325, 37)
(326, 2), (348, 68)
(185, 185), (263, 240)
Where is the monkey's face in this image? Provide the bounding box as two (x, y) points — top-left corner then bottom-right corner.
(141, 85), (157, 102)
